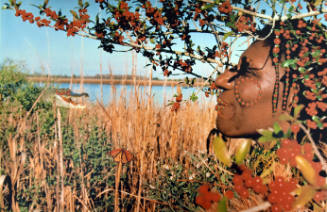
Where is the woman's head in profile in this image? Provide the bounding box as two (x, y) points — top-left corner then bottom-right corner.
(215, 20), (327, 141)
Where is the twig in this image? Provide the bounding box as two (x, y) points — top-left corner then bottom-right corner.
(299, 123), (327, 172)
(114, 160), (122, 212)
(201, 156), (233, 176)
(240, 201), (271, 212)
(25, 84), (49, 119)
(199, 0), (273, 20)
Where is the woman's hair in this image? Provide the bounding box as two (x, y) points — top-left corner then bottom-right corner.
(259, 20), (327, 142)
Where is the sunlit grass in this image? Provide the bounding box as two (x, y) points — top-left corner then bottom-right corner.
(0, 70), (219, 211)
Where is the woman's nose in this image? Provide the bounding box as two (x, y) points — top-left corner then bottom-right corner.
(215, 69), (237, 90)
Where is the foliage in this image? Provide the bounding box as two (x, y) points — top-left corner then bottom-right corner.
(4, 0), (326, 79)
(147, 156), (222, 211)
(0, 59), (27, 101)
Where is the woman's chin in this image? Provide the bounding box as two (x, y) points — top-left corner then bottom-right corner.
(216, 121), (258, 138)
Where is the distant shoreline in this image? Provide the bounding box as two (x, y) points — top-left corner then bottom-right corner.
(27, 76), (206, 87)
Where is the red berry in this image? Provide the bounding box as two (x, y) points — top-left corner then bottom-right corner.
(245, 176), (255, 188)
(225, 190), (234, 199)
(198, 184), (210, 194)
(232, 175), (243, 186)
(207, 192), (221, 202)
(238, 188), (249, 198)
(268, 194), (278, 203)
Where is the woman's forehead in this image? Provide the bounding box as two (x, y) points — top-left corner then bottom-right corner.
(239, 41), (271, 69)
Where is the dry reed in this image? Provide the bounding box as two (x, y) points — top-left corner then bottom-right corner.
(0, 81), (217, 211)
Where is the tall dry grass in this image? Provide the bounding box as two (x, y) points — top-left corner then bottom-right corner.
(92, 84), (217, 210)
(0, 76), (217, 211)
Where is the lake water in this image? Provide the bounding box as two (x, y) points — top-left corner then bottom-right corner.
(51, 83), (215, 106)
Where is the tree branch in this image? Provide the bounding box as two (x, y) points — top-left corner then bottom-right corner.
(199, 0), (327, 21)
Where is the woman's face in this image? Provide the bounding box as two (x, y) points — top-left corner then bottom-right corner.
(215, 40), (288, 137)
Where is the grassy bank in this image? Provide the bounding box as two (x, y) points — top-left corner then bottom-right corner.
(26, 76), (207, 87)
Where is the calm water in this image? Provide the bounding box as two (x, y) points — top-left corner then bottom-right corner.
(50, 83), (215, 106)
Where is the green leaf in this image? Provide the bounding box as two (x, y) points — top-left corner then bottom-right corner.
(189, 92), (198, 102)
(217, 197), (228, 212)
(312, 50), (320, 58)
(257, 129), (274, 143)
(285, 128), (292, 138)
(78, 0), (83, 7)
(43, 0), (49, 8)
(201, 3), (214, 10)
(294, 104), (304, 118)
(279, 114), (293, 121)
(2, 3), (10, 9)
(9, 0), (15, 6)
(70, 10), (78, 18)
(282, 59), (296, 68)
(185, 77), (189, 84)
(273, 122), (281, 134)
(312, 116), (323, 129)
(299, 67), (305, 73)
(223, 31), (234, 41)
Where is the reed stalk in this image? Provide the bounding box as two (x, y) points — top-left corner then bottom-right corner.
(57, 109), (64, 211)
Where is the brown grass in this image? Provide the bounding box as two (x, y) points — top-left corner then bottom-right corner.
(0, 78), (217, 211)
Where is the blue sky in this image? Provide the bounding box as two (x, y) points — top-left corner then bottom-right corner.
(1, 0), (152, 77)
(0, 0), (236, 79)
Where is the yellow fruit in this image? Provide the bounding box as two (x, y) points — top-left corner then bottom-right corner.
(295, 155), (317, 186)
(234, 139), (251, 165)
(213, 134), (232, 167)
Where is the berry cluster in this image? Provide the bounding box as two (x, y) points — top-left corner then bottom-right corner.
(218, 1), (232, 14)
(276, 139), (312, 166)
(277, 139), (326, 188)
(271, 19), (327, 130)
(268, 176), (297, 212)
(195, 184), (221, 210)
(14, 6), (90, 37)
(171, 93), (182, 112)
(232, 166), (267, 199)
